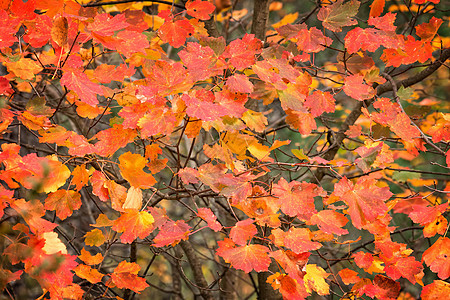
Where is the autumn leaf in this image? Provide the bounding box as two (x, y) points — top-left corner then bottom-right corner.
(345, 27), (401, 54)
(309, 210), (349, 236)
(186, 0), (216, 20)
(74, 264), (103, 284)
(5, 57), (43, 80)
(153, 220), (191, 247)
(304, 264), (330, 295)
(422, 237), (450, 280)
(44, 190), (81, 220)
(230, 219), (257, 246)
(333, 176), (392, 229)
(78, 248), (103, 265)
(369, 0), (386, 18)
(118, 152), (156, 189)
(218, 242), (271, 273)
(304, 90), (335, 116)
(197, 208), (222, 232)
(222, 34), (262, 70)
(60, 70), (103, 106)
(158, 12), (194, 48)
(338, 268), (360, 285)
(112, 210), (155, 244)
(111, 261), (149, 293)
(317, 0), (360, 32)
(84, 229), (106, 247)
(421, 280), (450, 300)
(343, 74), (375, 101)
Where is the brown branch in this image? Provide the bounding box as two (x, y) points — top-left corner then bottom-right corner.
(251, 0), (271, 42)
(179, 240), (214, 300)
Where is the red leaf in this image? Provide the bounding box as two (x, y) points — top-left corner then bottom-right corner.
(218, 243), (271, 273)
(422, 237), (450, 280)
(60, 71), (103, 106)
(94, 125), (137, 157)
(153, 220), (191, 247)
(44, 190), (81, 220)
(304, 90), (335, 117)
(111, 261), (149, 293)
(222, 34), (262, 69)
(197, 208), (222, 232)
(338, 268), (360, 285)
(88, 13), (129, 37)
(283, 228), (322, 254)
(415, 16), (443, 41)
(179, 42), (223, 81)
(369, 0), (385, 18)
(345, 27), (401, 54)
(333, 177), (392, 229)
(343, 74), (375, 101)
(272, 177), (325, 221)
(186, 0), (216, 20)
(421, 280), (450, 300)
(158, 13), (194, 48)
(182, 89), (227, 121)
(368, 12), (396, 32)
(112, 210), (155, 244)
(230, 219), (257, 246)
(309, 210), (349, 236)
(225, 73), (254, 93)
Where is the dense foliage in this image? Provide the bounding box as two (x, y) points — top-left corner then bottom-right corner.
(0, 0), (449, 299)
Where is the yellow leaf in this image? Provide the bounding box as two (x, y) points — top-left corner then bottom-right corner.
(42, 231), (67, 255)
(5, 57), (43, 80)
(304, 264), (330, 295)
(123, 186), (143, 210)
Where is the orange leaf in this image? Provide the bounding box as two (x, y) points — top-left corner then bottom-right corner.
(218, 243), (271, 273)
(421, 280), (450, 300)
(74, 264), (103, 284)
(44, 190), (81, 220)
(113, 210), (155, 244)
(369, 0), (385, 18)
(153, 220), (191, 247)
(230, 219), (257, 246)
(84, 229), (106, 247)
(338, 268), (360, 285)
(118, 152), (156, 189)
(422, 237), (450, 280)
(79, 248), (103, 265)
(111, 261), (149, 293)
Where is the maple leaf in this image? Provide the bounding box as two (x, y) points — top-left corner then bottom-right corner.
(294, 24), (333, 53)
(88, 13), (129, 37)
(272, 177), (325, 221)
(0, 10), (20, 48)
(60, 70), (103, 106)
(153, 220), (191, 247)
(230, 219), (257, 246)
(304, 264), (330, 296)
(369, 12), (397, 32)
(345, 27), (401, 54)
(270, 250), (310, 281)
(285, 109), (317, 135)
(84, 229), (106, 247)
(5, 57), (43, 81)
(422, 237), (450, 280)
(111, 261), (149, 293)
(94, 125), (137, 157)
(44, 190), (81, 220)
(369, 0), (386, 18)
(283, 228), (322, 254)
(118, 152), (156, 189)
(41, 231), (67, 255)
(343, 74), (375, 101)
(222, 34), (262, 70)
(309, 210), (349, 236)
(186, 0), (216, 20)
(74, 264), (103, 284)
(338, 268), (360, 285)
(267, 272), (309, 300)
(197, 208), (222, 232)
(218, 242), (271, 273)
(317, 0), (360, 32)
(415, 16), (443, 41)
(362, 275), (400, 300)
(158, 12), (194, 48)
(112, 210), (154, 243)
(333, 176), (392, 229)
(179, 42), (223, 81)
(226, 73), (254, 93)
(78, 248), (103, 265)
(182, 89), (227, 121)
(421, 280), (450, 300)
(304, 90), (335, 117)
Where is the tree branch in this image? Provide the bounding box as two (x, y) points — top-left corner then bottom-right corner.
(251, 0), (271, 42)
